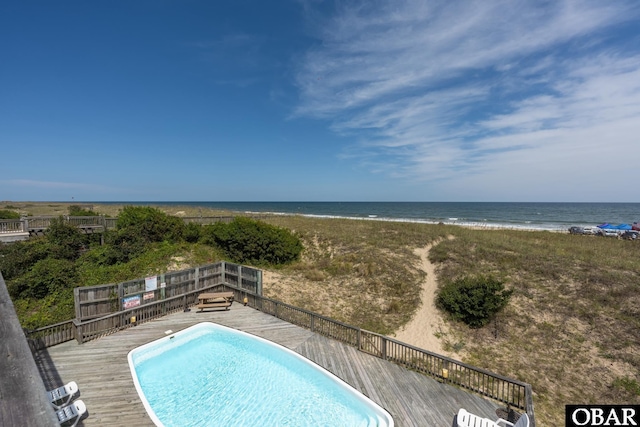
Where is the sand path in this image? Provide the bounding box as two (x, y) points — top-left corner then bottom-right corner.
(392, 242), (451, 356)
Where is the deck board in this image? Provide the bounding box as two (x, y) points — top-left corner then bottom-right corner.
(36, 304), (501, 426)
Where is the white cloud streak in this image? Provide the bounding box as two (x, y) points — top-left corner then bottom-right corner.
(1, 179), (119, 193)
(294, 0), (640, 200)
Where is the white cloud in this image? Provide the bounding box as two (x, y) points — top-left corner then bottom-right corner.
(1, 179), (119, 193)
(293, 0), (640, 200)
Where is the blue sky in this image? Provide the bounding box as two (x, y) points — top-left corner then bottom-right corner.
(1, 1), (639, 202)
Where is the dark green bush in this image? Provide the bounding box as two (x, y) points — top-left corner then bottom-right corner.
(183, 222), (202, 243)
(0, 209), (20, 219)
(0, 239), (50, 281)
(203, 217), (302, 265)
(94, 206), (186, 265)
(117, 206), (184, 244)
(97, 230), (147, 265)
(68, 205), (95, 216)
(9, 258), (78, 299)
(436, 275), (513, 328)
(46, 217), (86, 260)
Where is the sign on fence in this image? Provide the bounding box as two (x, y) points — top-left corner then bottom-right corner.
(145, 276), (157, 291)
(123, 295), (141, 309)
(74, 262), (262, 321)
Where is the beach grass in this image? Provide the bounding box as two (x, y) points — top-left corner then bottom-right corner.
(4, 201), (640, 425)
(254, 214), (640, 426)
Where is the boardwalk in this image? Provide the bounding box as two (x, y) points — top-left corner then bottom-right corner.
(36, 304), (500, 426)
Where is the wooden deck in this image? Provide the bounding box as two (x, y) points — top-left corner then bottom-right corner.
(35, 304), (501, 426)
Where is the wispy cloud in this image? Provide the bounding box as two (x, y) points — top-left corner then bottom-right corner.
(1, 179), (120, 193)
(293, 0), (640, 200)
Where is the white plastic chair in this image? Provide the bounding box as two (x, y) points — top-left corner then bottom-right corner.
(56, 399), (86, 427)
(47, 381), (79, 409)
(456, 408), (529, 427)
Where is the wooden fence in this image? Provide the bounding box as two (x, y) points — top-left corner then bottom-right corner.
(26, 319), (77, 352)
(0, 219), (25, 234)
(0, 214), (270, 237)
(248, 293), (535, 423)
(74, 261), (262, 321)
(19, 215), (115, 231)
(25, 283), (536, 425)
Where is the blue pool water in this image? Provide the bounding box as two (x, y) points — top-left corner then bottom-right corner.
(128, 323), (394, 427)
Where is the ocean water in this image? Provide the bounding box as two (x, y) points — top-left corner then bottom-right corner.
(105, 202), (640, 232)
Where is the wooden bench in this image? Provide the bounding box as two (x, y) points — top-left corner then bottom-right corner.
(197, 292), (234, 312)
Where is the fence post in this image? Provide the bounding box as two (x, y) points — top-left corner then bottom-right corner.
(73, 287), (81, 320)
(525, 384), (536, 427)
(221, 261), (226, 284)
(73, 319), (83, 344)
(118, 282), (124, 312)
(194, 267), (199, 290)
(381, 336), (387, 359)
(257, 269), (263, 296)
(238, 265), (243, 290)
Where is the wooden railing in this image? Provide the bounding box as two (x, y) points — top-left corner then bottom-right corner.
(0, 216), (113, 234)
(0, 215), (266, 237)
(247, 293), (536, 425)
(379, 333), (529, 409)
(24, 285), (229, 347)
(0, 219), (25, 234)
(74, 288), (213, 343)
(25, 319), (76, 352)
(182, 216), (236, 224)
(24, 284), (536, 425)
(73, 261), (261, 321)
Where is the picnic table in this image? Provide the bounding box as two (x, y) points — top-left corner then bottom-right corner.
(197, 291), (234, 312)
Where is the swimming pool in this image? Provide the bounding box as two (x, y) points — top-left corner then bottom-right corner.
(128, 322), (394, 426)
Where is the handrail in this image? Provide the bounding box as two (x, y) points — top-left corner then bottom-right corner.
(0, 219), (25, 234)
(0, 215), (265, 236)
(246, 293), (536, 425)
(25, 284), (536, 425)
(71, 285), (236, 343)
(24, 319), (76, 351)
(73, 261), (258, 321)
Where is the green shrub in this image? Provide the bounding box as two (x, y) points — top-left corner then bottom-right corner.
(46, 217), (86, 260)
(68, 205), (95, 216)
(436, 275), (513, 328)
(0, 209), (20, 219)
(183, 222), (202, 243)
(9, 258), (78, 299)
(98, 229), (148, 265)
(14, 288), (76, 330)
(203, 217), (302, 265)
(0, 239), (50, 281)
(95, 206), (185, 265)
(117, 206), (184, 244)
